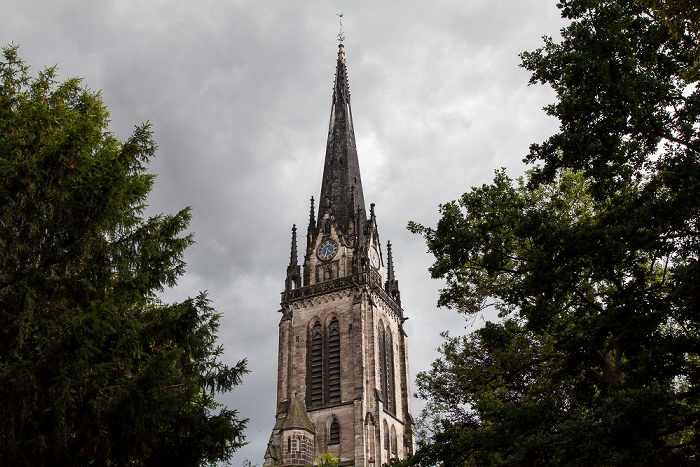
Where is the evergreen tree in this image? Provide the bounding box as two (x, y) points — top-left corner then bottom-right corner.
(0, 45), (248, 466)
(407, 0), (700, 464)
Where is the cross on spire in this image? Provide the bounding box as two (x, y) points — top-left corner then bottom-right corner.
(337, 13), (345, 43)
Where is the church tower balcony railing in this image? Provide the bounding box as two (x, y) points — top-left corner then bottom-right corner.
(282, 271), (403, 319)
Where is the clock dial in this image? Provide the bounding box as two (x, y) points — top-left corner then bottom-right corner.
(370, 248), (380, 269)
(316, 239), (338, 261)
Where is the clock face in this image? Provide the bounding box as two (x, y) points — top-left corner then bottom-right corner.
(370, 248), (380, 269)
(317, 239), (338, 261)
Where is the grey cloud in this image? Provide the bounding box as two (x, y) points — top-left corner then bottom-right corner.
(1, 1), (567, 463)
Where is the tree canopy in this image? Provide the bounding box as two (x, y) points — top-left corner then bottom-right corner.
(0, 45), (247, 466)
(407, 0), (700, 464)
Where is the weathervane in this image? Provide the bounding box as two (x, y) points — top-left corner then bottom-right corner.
(337, 13), (345, 43)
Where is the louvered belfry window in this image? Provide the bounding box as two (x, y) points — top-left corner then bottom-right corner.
(307, 318), (342, 407)
(327, 318), (341, 404)
(379, 326), (386, 402)
(329, 418), (340, 445)
(379, 324), (396, 414)
(309, 321), (324, 406)
(387, 333), (395, 413)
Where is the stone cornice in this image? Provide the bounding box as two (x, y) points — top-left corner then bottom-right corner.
(282, 272), (403, 319)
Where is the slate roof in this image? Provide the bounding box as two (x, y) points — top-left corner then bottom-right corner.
(281, 400), (315, 434)
(318, 43), (366, 237)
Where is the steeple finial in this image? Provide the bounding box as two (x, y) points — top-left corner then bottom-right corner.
(337, 13), (345, 43)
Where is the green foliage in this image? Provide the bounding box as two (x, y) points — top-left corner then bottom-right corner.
(316, 452), (339, 467)
(0, 45), (248, 466)
(408, 0), (700, 465)
(383, 458), (410, 467)
(635, 0), (700, 79)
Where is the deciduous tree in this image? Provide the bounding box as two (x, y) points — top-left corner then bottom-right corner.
(407, 0), (700, 464)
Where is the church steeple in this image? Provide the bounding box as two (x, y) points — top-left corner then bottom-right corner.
(265, 41), (415, 467)
(318, 44), (366, 237)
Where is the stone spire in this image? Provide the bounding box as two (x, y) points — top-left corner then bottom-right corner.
(385, 241), (401, 306)
(318, 43), (366, 237)
(354, 204), (366, 274)
(306, 197), (315, 257)
(285, 225), (301, 292)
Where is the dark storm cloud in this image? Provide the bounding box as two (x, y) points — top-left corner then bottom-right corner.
(2, 0), (567, 463)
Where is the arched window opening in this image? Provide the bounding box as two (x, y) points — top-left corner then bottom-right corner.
(386, 332), (395, 414)
(379, 325), (387, 403)
(391, 426), (397, 455)
(383, 421), (390, 450)
(295, 438), (300, 452)
(308, 318), (343, 407)
(287, 437), (291, 453)
(329, 418), (340, 445)
(328, 318), (341, 404)
(309, 321), (324, 406)
(379, 324), (396, 413)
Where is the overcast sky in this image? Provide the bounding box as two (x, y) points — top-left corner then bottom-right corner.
(3, 1), (568, 464)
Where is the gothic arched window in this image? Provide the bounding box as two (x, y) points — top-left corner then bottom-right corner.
(329, 418), (340, 445)
(383, 420), (390, 451)
(307, 318), (342, 407)
(379, 325), (386, 402)
(309, 321), (324, 406)
(328, 318), (341, 404)
(391, 426), (397, 455)
(378, 323), (396, 414)
(386, 332), (395, 413)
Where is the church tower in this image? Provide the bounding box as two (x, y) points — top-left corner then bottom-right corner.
(263, 43), (415, 467)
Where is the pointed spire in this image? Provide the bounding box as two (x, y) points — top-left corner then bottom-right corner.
(318, 43), (366, 236)
(355, 204), (366, 274)
(386, 241), (395, 283)
(286, 225), (301, 292)
(281, 400), (315, 434)
(308, 197), (316, 229)
(385, 241), (401, 306)
(334, 44), (349, 104)
(306, 197), (316, 258)
(289, 224), (298, 267)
